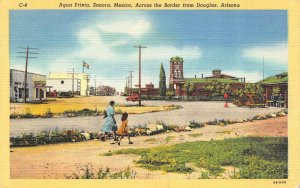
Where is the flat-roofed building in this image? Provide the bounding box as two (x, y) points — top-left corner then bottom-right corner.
(47, 72), (90, 96)
(10, 69), (46, 102)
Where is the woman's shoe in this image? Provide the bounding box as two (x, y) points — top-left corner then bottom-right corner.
(129, 141), (133, 144)
(118, 142), (120, 146)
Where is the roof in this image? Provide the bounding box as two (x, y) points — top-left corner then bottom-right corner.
(170, 56), (184, 63)
(185, 78), (242, 84)
(10, 69), (46, 77)
(205, 74), (238, 79)
(259, 72), (288, 84)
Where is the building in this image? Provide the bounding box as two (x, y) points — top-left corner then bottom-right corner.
(141, 82), (159, 97)
(169, 56), (185, 96)
(10, 69), (46, 102)
(205, 69), (242, 81)
(47, 72), (90, 96)
(168, 56), (245, 96)
(261, 72), (288, 108)
(96, 85), (116, 96)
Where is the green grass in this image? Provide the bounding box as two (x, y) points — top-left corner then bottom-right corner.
(104, 137), (288, 179)
(165, 136), (175, 143)
(145, 138), (157, 142)
(258, 72), (288, 83)
(188, 133), (203, 138)
(215, 130), (232, 134)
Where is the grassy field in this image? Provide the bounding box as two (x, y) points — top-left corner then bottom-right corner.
(10, 96), (180, 116)
(104, 137), (288, 179)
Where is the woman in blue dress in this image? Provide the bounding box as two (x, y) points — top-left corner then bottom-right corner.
(101, 101), (118, 141)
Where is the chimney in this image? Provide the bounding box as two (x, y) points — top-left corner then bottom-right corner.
(212, 69), (221, 77)
(201, 73), (203, 78)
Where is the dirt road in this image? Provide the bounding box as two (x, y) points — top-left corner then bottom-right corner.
(10, 116), (287, 179)
(10, 97), (284, 136)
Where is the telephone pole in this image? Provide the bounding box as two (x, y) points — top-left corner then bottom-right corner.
(133, 45), (147, 106)
(125, 77), (128, 95)
(262, 56), (265, 83)
(94, 77), (97, 96)
(17, 47), (38, 103)
(129, 71), (134, 95)
(127, 76), (130, 95)
(72, 68), (74, 95)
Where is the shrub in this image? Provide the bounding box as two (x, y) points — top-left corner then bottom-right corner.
(189, 120), (204, 128)
(66, 165), (135, 179)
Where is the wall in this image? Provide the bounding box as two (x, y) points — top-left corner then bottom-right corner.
(48, 72), (89, 96)
(10, 69), (46, 102)
(47, 78), (79, 92)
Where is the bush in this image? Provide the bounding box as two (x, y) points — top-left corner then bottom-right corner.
(189, 120), (204, 128)
(10, 129), (89, 147)
(66, 165), (135, 179)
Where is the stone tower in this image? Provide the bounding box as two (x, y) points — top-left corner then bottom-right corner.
(169, 56), (185, 96)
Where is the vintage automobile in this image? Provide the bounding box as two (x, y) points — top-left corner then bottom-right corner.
(126, 94), (139, 102)
(57, 91), (74, 98)
(233, 93), (265, 108)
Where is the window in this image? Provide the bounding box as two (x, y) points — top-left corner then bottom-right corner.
(18, 88), (23, 99)
(36, 88), (39, 98)
(19, 88), (29, 98)
(178, 70), (181, 78)
(174, 70), (177, 78)
(61, 80), (64, 84)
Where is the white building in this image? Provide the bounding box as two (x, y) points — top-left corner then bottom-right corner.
(47, 72), (89, 96)
(47, 78), (80, 93)
(10, 69), (46, 102)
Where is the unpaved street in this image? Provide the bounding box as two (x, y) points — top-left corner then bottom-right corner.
(10, 96), (284, 136)
(10, 116), (287, 179)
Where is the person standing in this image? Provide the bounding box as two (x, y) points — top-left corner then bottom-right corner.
(101, 101), (118, 141)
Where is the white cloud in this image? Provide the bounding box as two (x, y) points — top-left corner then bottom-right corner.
(97, 17), (151, 38)
(224, 70), (263, 83)
(129, 45), (202, 62)
(242, 42), (287, 65)
(74, 28), (117, 61)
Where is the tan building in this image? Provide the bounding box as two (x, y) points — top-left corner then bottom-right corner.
(47, 72), (90, 96)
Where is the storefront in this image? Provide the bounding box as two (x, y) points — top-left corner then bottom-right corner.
(10, 69), (46, 102)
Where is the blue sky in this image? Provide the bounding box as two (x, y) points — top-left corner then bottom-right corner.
(10, 10), (287, 91)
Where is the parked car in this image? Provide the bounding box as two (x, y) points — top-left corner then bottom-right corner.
(57, 91), (73, 98)
(126, 94), (139, 102)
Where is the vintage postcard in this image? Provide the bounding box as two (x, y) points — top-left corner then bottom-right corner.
(0, 0), (300, 187)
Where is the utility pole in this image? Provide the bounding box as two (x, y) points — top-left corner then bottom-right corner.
(133, 45), (147, 106)
(125, 77), (128, 95)
(72, 68), (74, 96)
(67, 68), (77, 96)
(129, 71), (134, 95)
(17, 47), (38, 103)
(127, 76), (130, 95)
(262, 56), (265, 83)
(94, 77), (97, 96)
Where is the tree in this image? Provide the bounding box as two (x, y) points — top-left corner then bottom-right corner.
(159, 63), (167, 96)
(188, 83), (195, 94)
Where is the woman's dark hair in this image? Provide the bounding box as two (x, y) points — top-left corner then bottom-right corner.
(121, 112), (128, 121)
(109, 101), (115, 106)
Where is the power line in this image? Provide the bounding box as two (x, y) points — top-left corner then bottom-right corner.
(17, 46), (39, 103)
(133, 45), (147, 106)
